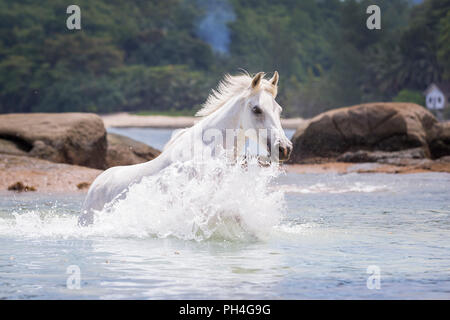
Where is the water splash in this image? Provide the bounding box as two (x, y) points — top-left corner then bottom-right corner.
(92, 157), (285, 241)
(0, 157), (286, 241)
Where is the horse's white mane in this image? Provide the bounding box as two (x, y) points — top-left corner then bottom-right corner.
(196, 71), (277, 117)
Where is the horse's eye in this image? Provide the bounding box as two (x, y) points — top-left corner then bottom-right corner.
(252, 106), (262, 114)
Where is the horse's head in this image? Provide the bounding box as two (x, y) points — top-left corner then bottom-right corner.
(239, 71), (293, 161)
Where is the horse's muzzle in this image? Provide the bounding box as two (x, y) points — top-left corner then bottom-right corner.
(278, 144), (292, 161)
(267, 140), (292, 161)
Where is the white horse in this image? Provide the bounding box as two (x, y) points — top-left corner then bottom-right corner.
(79, 71), (292, 225)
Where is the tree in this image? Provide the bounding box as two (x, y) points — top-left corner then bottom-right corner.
(438, 11), (450, 79)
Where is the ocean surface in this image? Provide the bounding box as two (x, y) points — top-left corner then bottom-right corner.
(0, 127), (449, 299)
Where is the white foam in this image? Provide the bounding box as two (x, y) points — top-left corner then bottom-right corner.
(0, 157), (286, 242)
(278, 182), (389, 194)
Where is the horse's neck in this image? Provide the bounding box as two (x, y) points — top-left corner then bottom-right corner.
(198, 96), (242, 133)
(139, 96), (244, 175)
(115, 97), (246, 186)
(198, 96), (245, 156)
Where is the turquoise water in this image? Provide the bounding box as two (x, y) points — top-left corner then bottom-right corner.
(0, 128), (449, 299)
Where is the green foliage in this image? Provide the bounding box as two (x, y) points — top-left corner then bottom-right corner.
(109, 65), (210, 112)
(393, 89), (425, 106)
(0, 0), (215, 114)
(438, 11), (450, 80)
(34, 65), (210, 114)
(364, 0), (450, 97)
(0, 0), (448, 118)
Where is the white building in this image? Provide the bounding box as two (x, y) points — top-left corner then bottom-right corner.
(424, 83), (449, 110)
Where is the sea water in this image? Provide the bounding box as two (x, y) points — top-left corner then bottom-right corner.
(0, 128), (449, 299)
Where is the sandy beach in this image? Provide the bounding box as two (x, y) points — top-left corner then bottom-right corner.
(101, 112), (305, 129)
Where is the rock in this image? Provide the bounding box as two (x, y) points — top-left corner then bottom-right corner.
(8, 181), (36, 192)
(0, 138), (28, 156)
(0, 113), (107, 169)
(76, 182), (90, 190)
(290, 103), (442, 163)
(429, 122), (450, 159)
(436, 155), (450, 163)
(106, 133), (160, 168)
(337, 147), (427, 163)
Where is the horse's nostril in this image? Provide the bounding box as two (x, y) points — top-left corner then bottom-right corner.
(279, 145), (287, 158)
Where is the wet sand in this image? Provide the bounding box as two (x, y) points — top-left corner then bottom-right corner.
(285, 160), (450, 174)
(0, 154), (101, 193)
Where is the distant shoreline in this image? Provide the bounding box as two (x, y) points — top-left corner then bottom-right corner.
(101, 112), (305, 129)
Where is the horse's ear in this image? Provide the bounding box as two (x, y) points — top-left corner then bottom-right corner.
(251, 72), (265, 89)
(270, 71), (279, 87)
